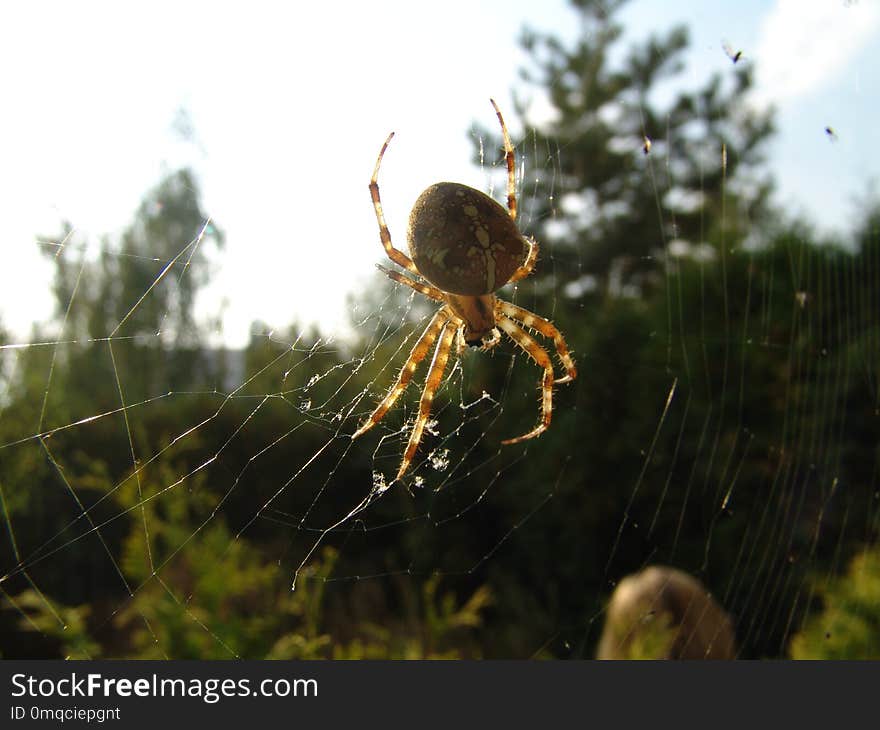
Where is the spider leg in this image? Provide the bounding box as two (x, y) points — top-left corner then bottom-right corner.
(507, 238), (539, 285)
(490, 98), (517, 221)
(353, 308), (449, 440)
(496, 317), (556, 445)
(495, 300), (577, 382)
(377, 264), (444, 302)
(396, 319), (458, 481)
(370, 132), (420, 276)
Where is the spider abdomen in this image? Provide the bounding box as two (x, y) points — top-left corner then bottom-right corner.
(407, 182), (528, 296)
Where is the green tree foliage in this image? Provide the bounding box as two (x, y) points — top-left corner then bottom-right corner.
(440, 0), (875, 657)
(789, 544), (880, 659)
(475, 0), (774, 296)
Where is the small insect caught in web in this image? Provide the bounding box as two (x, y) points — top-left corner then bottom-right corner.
(824, 126), (838, 142)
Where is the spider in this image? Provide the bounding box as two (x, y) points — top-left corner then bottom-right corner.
(353, 99), (577, 481)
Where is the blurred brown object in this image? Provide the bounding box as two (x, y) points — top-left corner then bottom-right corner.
(596, 566), (737, 660)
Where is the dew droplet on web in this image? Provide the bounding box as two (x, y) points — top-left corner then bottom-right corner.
(372, 471), (389, 493)
(429, 449), (450, 471)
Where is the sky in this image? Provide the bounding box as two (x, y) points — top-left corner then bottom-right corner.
(1, 0), (878, 348)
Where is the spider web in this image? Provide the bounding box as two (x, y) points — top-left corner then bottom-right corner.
(2, 2), (879, 661)
(0, 216), (557, 658)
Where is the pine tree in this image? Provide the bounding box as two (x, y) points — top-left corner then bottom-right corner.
(476, 0), (775, 298)
(37, 169), (225, 409)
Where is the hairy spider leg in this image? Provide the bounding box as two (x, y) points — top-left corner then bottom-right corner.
(370, 132), (420, 276)
(353, 308), (450, 440)
(495, 300), (577, 382)
(376, 265), (444, 302)
(507, 239), (539, 285)
(397, 320), (458, 480)
(496, 317), (556, 445)
(490, 98), (517, 221)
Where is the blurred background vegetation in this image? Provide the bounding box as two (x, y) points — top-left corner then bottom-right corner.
(1, 0), (878, 659)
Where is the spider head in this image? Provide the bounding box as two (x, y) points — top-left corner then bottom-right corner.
(446, 293), (500, 350)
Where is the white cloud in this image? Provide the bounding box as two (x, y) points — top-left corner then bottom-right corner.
(753, 0), (880, 107)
